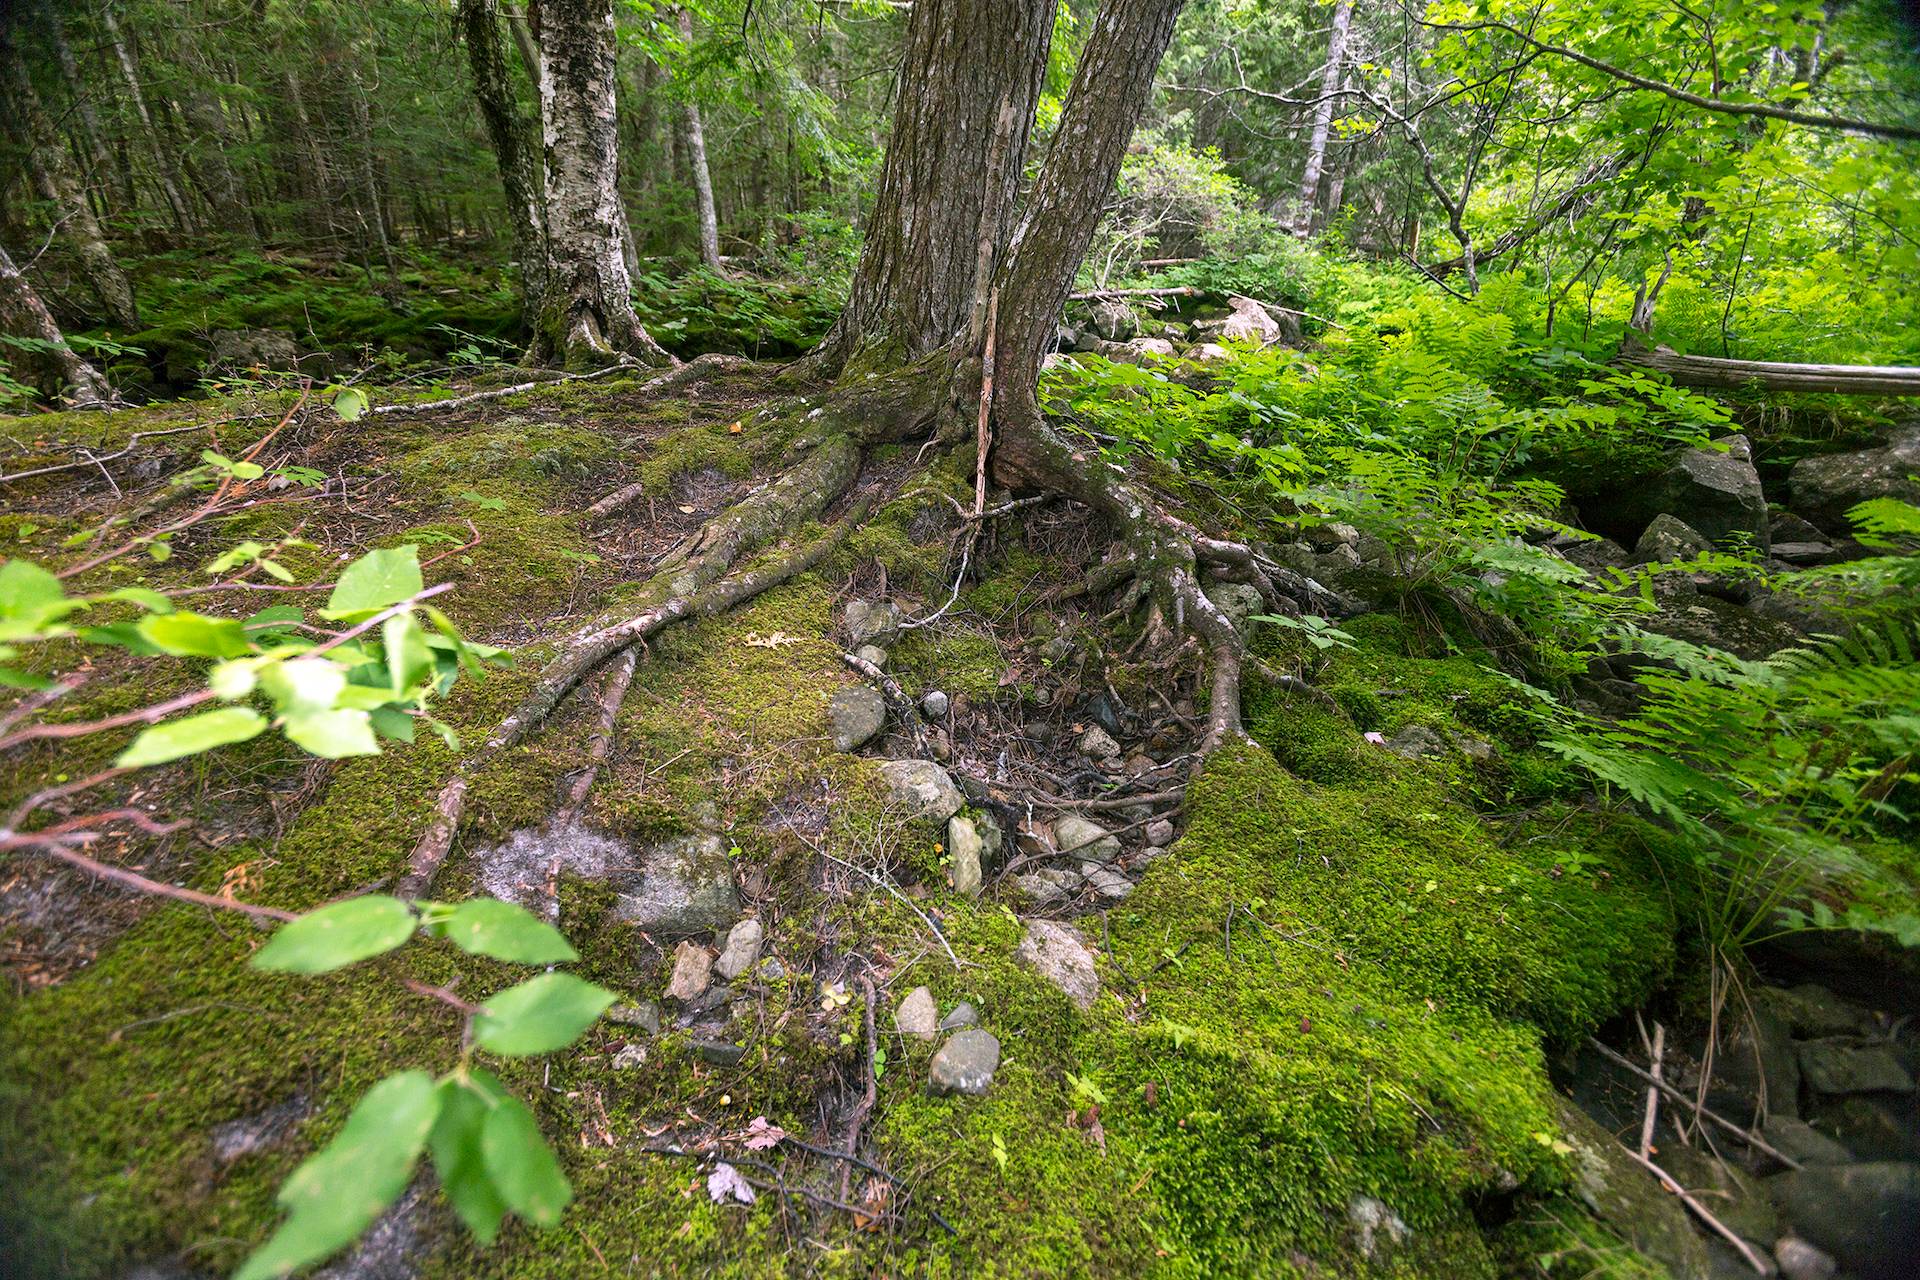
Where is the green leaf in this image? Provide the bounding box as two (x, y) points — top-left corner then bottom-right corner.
(323, 546), (423, 621)
(428, 1077), (508, 1245)
(331, 386), (370, 421)
(441, 899), (578, 965)
(260, 657), (346, 714)
(251, 896), (417, 974)
(101, 585), (174, 613)
(116, 706), (267, 766)
(234, 1071), (439, 1280)
(481, 1092), (572, 1227)
(474, 973), (615, 1057)
(147, 540), (172, 562)
(136, 611), (252, 659)
(284, 707), (380, 759)
(246, 604), (306, 634)
(0, 557), (80, 639)
(383, 612), (433, 694)
(370, 706), (416, 743)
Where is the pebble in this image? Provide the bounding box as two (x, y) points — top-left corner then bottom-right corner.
(928, 1028), (1001, 1095)
(939, 1001), (979, 1031)
(855, 643), (889, 669)
(611, 1042), (649, 1070)
(1079, 862), (1134, 901)
(666, 940), (713, 1001)
(947, 814), (988, 898)
(714, 918), (765, 981)
(920, 690), (949, 718)
(1053, 813), (1120, 861)
(1144, 818), (1175, 846)
(895, 986), (939, 1040)
(1078, 725), (1121, 759)
(605, 1000), (663, 1034)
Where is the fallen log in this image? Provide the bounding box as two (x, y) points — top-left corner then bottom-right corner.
(1619, 337), (1920, 397)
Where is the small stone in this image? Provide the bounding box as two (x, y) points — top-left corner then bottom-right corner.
(855, 643), (889, 669)
(1189, 342), (1232, 362)
(947, 813), (991, 898)
(1144, 818), (1175, 846)
(760, 957), (786, 981)
(1017, 918), (1100, 1010)
(1127, 845), (1169, 873)
(610, 830), (740, 935)
(1773, 1236), (1837, 1280)
(666, 941), (713, 1002)
(828, 686), (887, 752)
(714, 918), (765, 982)
(1077, 725), (1121, 759)
(605, 1000), (663, 1035)
(845, 599), (901, 647)
(1080, 862), (1134, 901)
(1013, 868), (1082, 909)
(692, 1039), (747, 1067)
(920, 689), (949, 718)
(878, 759), (964, 820)
(895, 986), (939, 1041)
(1053, 814), (1120, 861)
(928, 1028), (1001, 1095)
(1123, 752), (1157, 778)
(611, 1042), (649, 1070)
(939, 1001), (979, 1031)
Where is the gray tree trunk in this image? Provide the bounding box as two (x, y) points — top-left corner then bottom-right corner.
(675, 8), (725, 273)
(457, 0), (549, 328)
(179, 88), (254, 235)
(36, 2), (122, 214)
(100, 5), (197, 232)
(0, 38), (140, 330)
(0, 241), (114, 408)
(529, 0), (669, 367)
(1294, 0), (1353, 238)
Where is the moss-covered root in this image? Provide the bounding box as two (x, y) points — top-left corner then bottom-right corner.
(396, 442), (871, 897)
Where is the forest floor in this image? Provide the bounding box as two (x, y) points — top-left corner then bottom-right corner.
(0, 357), (1914, 1280)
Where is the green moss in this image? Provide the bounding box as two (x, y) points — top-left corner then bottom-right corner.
(886, 629), (1009, 703)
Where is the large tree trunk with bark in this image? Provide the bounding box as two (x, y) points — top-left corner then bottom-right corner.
(807, 0), (1056, 376)
(458, 0), (550, 329)
(0, 36), (140, 330)
(528, 0), (669, 369)
(0, 242), (114, 408)
(1294, 0), (1353, 238)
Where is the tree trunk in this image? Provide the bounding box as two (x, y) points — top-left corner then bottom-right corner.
(344, 63), (398, 277)
(808, 0), (1057, 375)
(0, 241), (114, 408)
(1293, 0), (1353, 238)
(179, 88), (254, 236)
(1618, 337), (1920, 397)
(529, 0), (669, 368)
(99, 5), (197, 233)
(675, 8), (725, 273)
(36, 2), (122, 215)
(457, 0), (549, 328)
(0, 37), (140, 330)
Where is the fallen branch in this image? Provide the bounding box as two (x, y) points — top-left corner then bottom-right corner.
(1639, 1019), (1665, 1159)
(371, 353), (750, 417)
(1619, 337), (1920, 397)
(1585, 1037), (1803, 1171)
(587, 482), (647, 520)
(1618, 1143), (1770, 1274)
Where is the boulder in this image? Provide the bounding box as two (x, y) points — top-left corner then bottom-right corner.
(1109, 336), (1176, 364)
(1557, 1097), (1712, 1279)
(1632, 513), (1713, 564)
(895, 986), (939, 1041)
(610, 831), (740, 935)
(714, 918), (765, 981)
(1017, 918), (1100, 1010)
(928, 1028), (1001, 1095)
(1188, 341), (1233, 362)
(1384, 724), (1447, 761)
(828, 686), (887, 752)
(1557, 534), (1631, 574)
(1203, 580), (1266, 633)
(844, 599), (901, 647)
(1088, 298), (1137, 341)
(1797, 1039), (1915, 1096)
(1706, 1003), (1801, 1122)
(1053, 814), (1120, 862)
(1789, 426), (1920, 533)
(1758, 983), (1879, 1039)
(877, 759), (964, 820)
(1623, 434), (1771, 552)
(1757, 1118), (1853, 1168)
(1773, 1236), (1837, 1280)
(1218, 295), (1288, 345)
(1766, 1161), (1920, 1278)
(207, 327), (305, 374)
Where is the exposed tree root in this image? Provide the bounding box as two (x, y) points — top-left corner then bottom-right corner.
(371, 352), (748, 418)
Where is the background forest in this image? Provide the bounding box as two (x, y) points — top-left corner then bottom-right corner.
(3, 3), (1920, 1280)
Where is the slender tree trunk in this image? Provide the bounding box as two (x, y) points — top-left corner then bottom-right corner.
(37, 2), (120, 215)
(0, 241), (113, 408)
(457, 0), (549, 328)
(1294, 0), (1353, 238)
(675, 8), (725, 273)
(99, 5), (197, 233)
(179, 88), (252, 235)
(808, 0), (1057, 375)
(344, 63), (397, 277)
(529, 0), (669, 368)
(0, 37), (139, 329)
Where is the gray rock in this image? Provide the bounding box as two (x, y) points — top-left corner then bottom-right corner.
(1622, 433), (1771, 551)
(714, 918), (765, 981)
(929, 1028), (1001, 1095)
(1766, 1161), (1920, 1278)
(610, 831), (740, 935)
(1642, 583), (1803, 660)
(1204, 580), (1266, 633)
(1758, 984), (1875, 1039)
(1772, 1236), (1836, 1280)
(1790, 426), (1920, 532)
(1118, 336), (1177, 363)
(1797, 1039), (1916, 1096)
(692, 1039), (747, 1066)
(1560, 535), (1631, 573)
(1144, 818), (1175, 847)
(1077, 725), (1121, 759)
(1188, 341), (1232, 362)
(210, 1093), (309, 1166)
(878, 759), (964, 820)
(947, 813), (995, 898)
(207, 327), (304, 374)
(829, 686), (887, 751)
(1017, 918), (1100, 1010)
(606, 1000), (663, 1035)
(1771, 541), (1837, 566)
(1079, 862), (1134, 901)
(312, 1183), (430, 1280)
(1760, 1118), (1854, 1168)
(1013, 868), (1082, 909)
(1384, 724), (1446, 760)
(1633, 513), (1714, 564)
(1708, 1004), (1801, 1122)
(1347, 1194), (1410, 1261)
(895, 986), (939, 1041)
(1771, 512), (1829, 545)
(1088, 298), (1137, 341)
(845, 599), (902, 647)
(1128, 845), (1169, 873)
(1558, 1097), (1712, 1279)
(1218, 295), (1287, 346)
(920, 690), (949, 719)
(855, 643), (889, 669)
(939, 1001), (979, 1031)
(666, 940), (713, 1002)
(1053, 814), (1120, 861)
(1819, 1094), (1920, 1161)
(611, 1042), (649, 1070)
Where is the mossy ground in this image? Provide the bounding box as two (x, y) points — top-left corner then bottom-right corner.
(2, 375), (1692, 1279)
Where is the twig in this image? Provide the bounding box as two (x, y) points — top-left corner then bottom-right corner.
(799, 831), (960, 970)
(16, 839), (296, 922)
(0, 422), (210, 486)
(1639, 1020), (1665, 1159)
(1584, 1037), (1802, 1170)
(587, 482), (646, 520)
(1617, 1144), (1770, 1274)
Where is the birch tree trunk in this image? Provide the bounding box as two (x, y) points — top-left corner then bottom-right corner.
(675, 8), (725, 273)
(0, 37), (140, 330)
(457, 0), (549, 327)
(100, 5), (198, 233)
(529, 0), (669, 368)
(344, 63), (398, 277)
(1294, 0), (1353, 238)
(0, 241), (114, 408)
(37, 3), (122, 215)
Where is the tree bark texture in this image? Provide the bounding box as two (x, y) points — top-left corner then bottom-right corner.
(529, 0), (669, 368)
(809, 0), (1056, 374)
(0, 241), (114, 408)
(0, 36), (140, 330)
(458, 0), (550, 328)
(1294, 0), (1353, 238)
